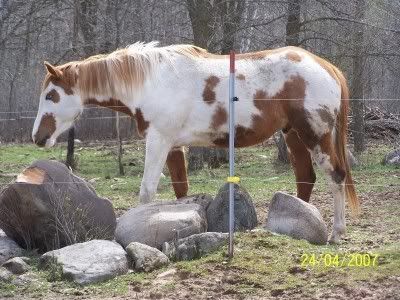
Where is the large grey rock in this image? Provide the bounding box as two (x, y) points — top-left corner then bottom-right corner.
(383, 148), (400, 167)
(39, 240), (128, 285)
(0, 160), (116, 252)
(115, 202), (207, 249)
(207, 184), (257, 233)
(265, 192), (328, 245)
(163, 232), (228, 261)
(2, 257), (29, 275)
(0, 233), (23, 265)
(126, 242), (169, 272)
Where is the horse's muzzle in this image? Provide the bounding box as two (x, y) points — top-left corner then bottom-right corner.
(33, 134), (50, 147)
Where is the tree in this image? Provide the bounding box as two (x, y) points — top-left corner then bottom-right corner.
(66, 0), (99, 169)
(350, 0), (366, 153)
(186, 0), (244, 171)
(274, 0), (302, 164)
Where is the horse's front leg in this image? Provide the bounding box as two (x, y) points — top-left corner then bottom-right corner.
(139, 128), (173, 203)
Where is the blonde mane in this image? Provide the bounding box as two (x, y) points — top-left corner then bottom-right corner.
(76, 42), (207, 101)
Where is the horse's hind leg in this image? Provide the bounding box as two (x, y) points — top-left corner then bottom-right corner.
(284, 129), (316, 202)
(307, 132), (346, 243)
(166, 147), (189, 199)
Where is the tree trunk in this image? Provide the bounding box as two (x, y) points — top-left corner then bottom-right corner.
(275, 0), (302, 164)
(351, 0), (366, 154)
(116, 112), (124, 176)
(186, 0), (214, 172)
(186, 0), (213, 49)
(186, 0), (244, 172)
(66, 0), (99, 169)
(66, 127), (75, 169)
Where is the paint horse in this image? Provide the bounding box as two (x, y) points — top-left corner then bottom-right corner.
(32, 42), (359, 243)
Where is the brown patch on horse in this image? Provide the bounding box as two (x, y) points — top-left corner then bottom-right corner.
(135, 108), (150, 137)
(236, 74), (246, 80)
(212, 75), (308, 148)
(34, 113), (56, 147)
(210, 105), (227, 130)
(85, 98), (133, 116)
(16, 168), (45, 185)
(166, 147), (188, 199)
(213, 125), (255, 147)
(45, 89), (60, 103)
(203, 76), (220, 104)
(316, 106), (335, 129)
(277, 75), (322, 149)
(286, 51), (301, 62)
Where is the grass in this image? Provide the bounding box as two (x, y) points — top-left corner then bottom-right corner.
(0, 140), (399, 298)
(1, 140), (397, 209)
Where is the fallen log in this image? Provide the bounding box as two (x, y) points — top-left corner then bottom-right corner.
(365, 119), (400, 139)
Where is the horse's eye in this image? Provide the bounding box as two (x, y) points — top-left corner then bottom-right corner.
(45, 94), (53, 101)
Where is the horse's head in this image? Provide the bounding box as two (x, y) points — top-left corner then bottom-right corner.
(32, 62), (82, 147)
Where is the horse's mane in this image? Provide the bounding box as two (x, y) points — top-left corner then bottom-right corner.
(76, 42), (207, 100)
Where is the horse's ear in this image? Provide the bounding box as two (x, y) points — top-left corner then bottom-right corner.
(44, 61), (62, 78)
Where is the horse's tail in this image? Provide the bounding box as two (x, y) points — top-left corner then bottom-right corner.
(332, 66), (360, 215)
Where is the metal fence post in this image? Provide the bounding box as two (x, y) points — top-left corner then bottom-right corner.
(228, 50), (239, 258)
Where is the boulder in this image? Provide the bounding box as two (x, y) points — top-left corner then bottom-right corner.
(265, 192), (328, 245)
(2, 257), (29, 275)
(207, 183), (257, 233)
(40, 240), (128, 285)
(163, 232), (228, 261)
(126, 242), (169, 272)
(383, 148), (400, 167)
(0, 160), (116, 252)
(0, 233), (23, 265)
(115, 201), (207, 249)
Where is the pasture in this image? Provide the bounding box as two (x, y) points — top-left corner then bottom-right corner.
(0, 140), (398, 299)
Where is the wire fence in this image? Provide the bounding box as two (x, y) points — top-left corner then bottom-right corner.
(0, 97), (398, 194)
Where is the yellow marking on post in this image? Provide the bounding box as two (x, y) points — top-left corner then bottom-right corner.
(227, 176), (240, 184)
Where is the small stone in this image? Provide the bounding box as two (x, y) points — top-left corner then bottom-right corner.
(12, 272), (40, 286)
(383, 148), (400, 167)
(0, 233), (23, 265)
(157, 268), (177, 279)
(163, 232), (228, 261)
(0, 267), (13, 282)
(126, 242), (169, 272)
(2, 257), (30, 275)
